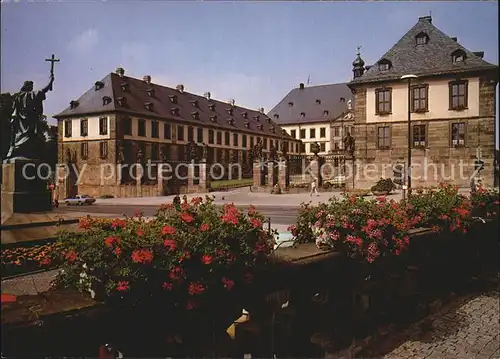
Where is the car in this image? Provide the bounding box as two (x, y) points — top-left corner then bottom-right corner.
(324, 175), (346, 187)
(64, 194), (96, 206)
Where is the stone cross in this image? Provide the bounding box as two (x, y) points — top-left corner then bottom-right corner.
(45, 54), (60, 91)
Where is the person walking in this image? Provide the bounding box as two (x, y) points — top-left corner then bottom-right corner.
(310, 179), (319, 197)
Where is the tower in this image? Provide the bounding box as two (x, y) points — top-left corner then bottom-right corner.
(352, 46), (365, 79)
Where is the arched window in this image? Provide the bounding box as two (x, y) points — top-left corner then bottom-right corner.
(451, 49), (466, 63)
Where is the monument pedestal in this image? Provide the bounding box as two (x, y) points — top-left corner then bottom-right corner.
(1, 160), (78, 245)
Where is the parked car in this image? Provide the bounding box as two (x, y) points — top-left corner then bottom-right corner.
(64, 194), (96, 206)
(324, 175), (346, 187)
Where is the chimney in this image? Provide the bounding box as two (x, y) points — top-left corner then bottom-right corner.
(115, 67), (125, 77)
(204, 92), (211, 100)
(299, 83), (305, 90)
(451, 37), (458, 42)
(176, 84), (184, 93)
(143, 75), (151, 84)
(418, 15), (432, 23)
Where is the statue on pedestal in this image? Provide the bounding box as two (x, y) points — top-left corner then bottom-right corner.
(343, 131), (355, 157)
(269, 145), (277, 161)
(310, 141), (320, 157)
(252, 139), (263, 161)
(186, 140), (198, 162)
(280, 141), (288, 159)
(201, 142), (208, 162)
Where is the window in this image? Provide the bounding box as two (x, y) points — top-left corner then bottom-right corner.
(309, 128), (316, 139)
(64, 120), (72, 137)
(80, 119), (88, 136)
(333, 127), (340, 137)
(412, 125), (426, 148)
(187, 126), (194, 142)
(250, 136), (254, 148)
(269, 139), (274, 149)
(378, 59), (392, 71)
(164, 123), (171, 139)
(100, 141), (108, 159)
(300, 129), (306, 139)
(151, 121), (159, 138)
(138, 119), (146, 137)
(291, 130), (297, 139)
(197, 128), (203, 143)
(81, 142), (88, 160)
(177, 125), (184, 141)
(375, 88), (392, 115)
(411, 85), (429, 112)
(242, 135), (247, 148)
(123, 117), (132, 135)
(208, 129), (214, 144)
(224, 132), (230, 146)
(334, 141), (340, 150)
(233, 133), (239, 147)
(300, 143), (306, 153)
(263, 138), (268, 149)
(452, 50), (466, 63)
(151, 143), (159, 161)
(320, 127), (326, 138)
(449, 80), (468, 110)
(377, 126), (391, 150)
(216, 131), (222, 145)
(416, 32), (429, 45)
(99, 117), (108, 135)
(320, 142), (326, 152)
(451, 122), (466, 147)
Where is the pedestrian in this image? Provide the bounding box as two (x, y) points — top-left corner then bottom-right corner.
(310, 179), (319, 197)
(182, 194), (188, 204)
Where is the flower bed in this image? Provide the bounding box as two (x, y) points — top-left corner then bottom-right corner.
(53, 196), (276, 315)
(1, 242), (62, 277)
(290, 184), (499, 263)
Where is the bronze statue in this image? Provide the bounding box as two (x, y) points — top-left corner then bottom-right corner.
(252, 139), (263, 160)
(186, 140), (198, 162)
(202, 142), (208, 161)
(269, 145), (277, 161)
(343, 131), (355, 156)
(137, 147), (144, 163)
(2, 54), (58, 162)
(159, 146), (167, 162)
(280, 141), (288, 158)
(310, 141), (320, 156)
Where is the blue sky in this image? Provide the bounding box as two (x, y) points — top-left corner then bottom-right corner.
(1, 1), (498, 142)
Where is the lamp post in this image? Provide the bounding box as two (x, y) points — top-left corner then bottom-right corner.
(400, 74), (418, 199)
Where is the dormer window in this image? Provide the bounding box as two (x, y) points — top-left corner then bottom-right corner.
(242, 111), (248, 119)
(191, 111), (199, 120)
(102, 96), (112, 106)
(254, 115), (260, 122)
(208, 104), (216, 112)
(323, 110), (329, 117)
(120, 83), (130, 92)
(270, 126), (276, 133)
(117, 97), (128, 107)
(300, 112), (306, 118)
(210, 115), (218, 123)
(415, 32), (429, 45)
(244, 121), (250, 128)
(226, 108), (233, 116)
(169, 95), (178, 104)
(144, 102), (153, 111)
(146, 88), (156, 97)
(288, 102), (293, 107)
(95, 81), (104, 91)
(191, 100), (199, 108)
(69, 100), (79, 109)
(378, 59), (392, 71)
(227, 118), (234, 125)
(273, 114), (279, 120)
(452, 49), (466, 63)
(257, 124), (264, 131)
(170, 107), (180, 116)
(316, 99), (321, 105)
(266, 117), (271, 124)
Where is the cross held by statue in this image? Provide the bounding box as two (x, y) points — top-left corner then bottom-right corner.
(45, 54), (60, 76)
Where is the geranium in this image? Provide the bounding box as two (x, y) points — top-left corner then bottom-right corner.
(222, 277), (234, 290)
(116, 281), (129, 291)
(188, 282), (205, 295)
(131, 249), (153, 264)
(180, 213), (194, 223)
(161, 225), (176, 235)
(163, 239), (177, 251)
(200, 223), (210, 232)
(201, 254), (213, 265)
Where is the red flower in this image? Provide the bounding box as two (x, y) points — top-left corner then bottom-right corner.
(136, 229), (145, 236)
(111, 219), (126, 229)
(201, 254), (213, 265)
(250, 218), (262, 228)
(162, 282), (173, 290)
(222, 204), (240, 225)
(78, 218), (90, 229)
(191, 197), (203, 205)
(114, 247), (122, 256)
(161, 226), (176, 235)
(134, 210), (144, 218)
(39, 257), (52, 266)
(180, 213), (194, 223)
(131, 249), (154, 264)
(222, 277), (235, 290)
(64, 250), (78, 263)
(163, 239), (177, 251)
(200, 223), (210, 232)
(248, 205), (256, 215)
(186, 299), (198, 310)
(179, 251), (191, 262)
(188, 282), (205, 295)
(169, 266), (184, 281)
(181, 202), (190, 211)
(116, 281), (129, 291)
(376, 196), (387, 203)
(105, 236), (120, 248)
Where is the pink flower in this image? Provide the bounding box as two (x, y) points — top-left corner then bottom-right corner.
(200, 223), (210, 232)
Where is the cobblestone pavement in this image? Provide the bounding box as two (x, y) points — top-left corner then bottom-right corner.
(362, 291), (500, 359)
(2, 270), (58, 296)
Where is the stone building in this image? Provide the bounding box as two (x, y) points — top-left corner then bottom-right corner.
(54, 68), (301, 198)
(348, 15), (498, 189)
(267, 83), (355, 155)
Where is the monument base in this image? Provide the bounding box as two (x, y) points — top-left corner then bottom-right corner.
(1, 160), (78, 245)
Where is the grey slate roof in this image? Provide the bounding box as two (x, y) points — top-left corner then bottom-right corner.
(349, 16), (498, 85)
(54, 72), (294, 140)
(267, 83), (354, 125)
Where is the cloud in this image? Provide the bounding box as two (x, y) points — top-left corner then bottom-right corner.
(67, 29), (99, 53)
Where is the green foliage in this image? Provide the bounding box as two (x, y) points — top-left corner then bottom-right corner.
(371, 178), (395, 193)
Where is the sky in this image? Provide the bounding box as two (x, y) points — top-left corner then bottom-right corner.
(1, 1), (498, 144)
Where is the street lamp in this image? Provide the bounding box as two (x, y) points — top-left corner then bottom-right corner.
(400, 74), (418, 199)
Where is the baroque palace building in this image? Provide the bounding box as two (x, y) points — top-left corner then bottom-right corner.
(348, 15), (498, 188)
(54, 68), (301, 198)
(268, 82), (355, 156)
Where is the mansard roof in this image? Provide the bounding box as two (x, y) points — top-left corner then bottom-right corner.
(349, 15), (498, 86)
(267, 83), (354, 125)
(55, 72), (294, 140)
